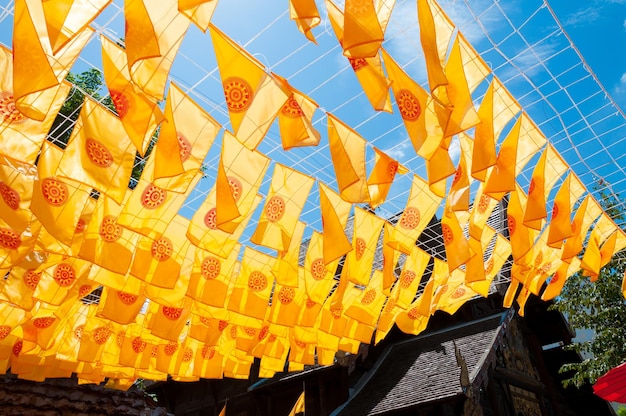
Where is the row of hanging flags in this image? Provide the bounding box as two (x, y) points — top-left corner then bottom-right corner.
(0, 0), (623, 388)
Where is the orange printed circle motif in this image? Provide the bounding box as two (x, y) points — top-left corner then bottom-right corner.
(74, 325), (84, 340)
(528, 178), (536, 195)
(484, 257), (494, 275)
(33, 317), (55, 329)
(400, 207), (420, 230)
(451, 287), (466, 299)
(23, 269), (41, 290)
(0, 325), (11, 341)
(182, 347), (193, 362)
(227, 176), (242, 201)
(218, 320), (228, 331)
(330, 308), (342, 319)
(278, 286), (295, 304)
(439, 284), (449, 294)
(164, 342), (178, 356)
(248, 271), (267, 291)
(550, 272), (560, 285)
(12, 340), (22, 357)
(78, 285), (93, 298)
(552, 203), (559, 219)
(0, 228), (20, 249)
(116, 331), (125, 348)
(534, 252), (544, 268)
(85, 138), (114, 168)
(132, 337), (146, 353)
(541, 262), (552, 274)
(151, 346), (158, 357)
(507, 216), (516, 236)
(397, 89), (421, 121)
(400, 270), (416, 289)
(477, 194), (490, 214)
(230, 325), (238, 339)
(199, 316), (211, 326)
(384, 298), (396, 313)
(201, 256), (221, 279)
(53, 263), (76, 287)
(311, 258), (326, 281)
(346, 0), (369, 15)
(388, 161), (399, 179)
(452, 166), (462, 186)
(93, 327), (112, 345)
(244, 327), (256, 337)
(117, 291), (138, 305)
(282, 97), (304, 117)
(355, 237), (366, 260)
(295, 340), (306, 348)
(75, 218), (86, 234)
(305, 298), (317, 309)
(109, 90), (130, 119)
(268, 334), (277, 342)
(223, 77), (253, 112)
(99, 215), (122, 242)
(177, 133), (192, 162)
(407, 307), (421, 320)
(202, 345), (216, 360)
(0, 182), (20, 210)
(361, 289), (376, 305)
(441, 224), (454, 245)
(203, 208), (217, 229)
(0, 92), (25, 124)
(162, 306), (183, 321)
(258, 326), (269, 341)
(141, 183), (167, 209)
(41, 178), (68, 206)
(151, 237), (173, 261)
(265, 195), (285, 222)
(349, 57), (367, 71)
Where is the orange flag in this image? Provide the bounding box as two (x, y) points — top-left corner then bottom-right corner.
(562, 195), (602, 262)
(318, 183), (353, 264)
(327, 113), (370, 203)
(117, 159), (201, 239)
(327, 1), (392, 112)
(446, 137), (471, 212)
(101, 35), (164, 155)
(146, 298), (192, 342)
(42, 0), (111, 54)
(55, 97), (135, 204)
(250, 163), (314, 252)
(581, 214), (623, 279)
(12, 0), (92, 121)
(345, 270), (387, 327)
(215, 132), (270, 233)
(381, 223), (401, 294)
(342, 0), (385, 58)
(441, 210), (472, 272)
(523, 144), (568, 230)
(394, 245), (430, 309)
(395, 277), (434, 336)
(0, 46), (71, 163)
(0, 154), (36, 233)
(473, 78), (521, 181)
(508, 184), (539, 265)
(343, 207), (386, 286)
(274, 74), (321, 150)
(152, 83), (221, 191)
(290, 0), (321, 43)
(547, 173), (585, 248)
(271, 221), (306, 288)
(381, 48), (443, 159)
(303, 231), (341, 304)
(33, 255), (94, 306)
(417, 0), (454, 105)
(125, 0), (190, 100)
(541, 257), (581, 301)
(210, 24), (289, 149)
(187, 244), (239, 308)
(483, 113), (546, 199)
(367, 147), (408, 209)
(268, 271), (306, 328)
(227, 247), (275, 320)
(97, 284), (147, 325)
(468, 228), (512, 297)
(388, 174), (442, 254)
(178, 0), (218, 32)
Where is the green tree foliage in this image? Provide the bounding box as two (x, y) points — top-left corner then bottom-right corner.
(553, 184), (626, 388)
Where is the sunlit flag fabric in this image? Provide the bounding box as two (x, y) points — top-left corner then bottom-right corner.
(367, 147), (407, 209)
(178, 0), (218, 32)
(56, 97), (135, 205)
(468, 230), (511, 297)
(250, 163), (314, 252)
(581, 213), (625, 280)
(215, 131), (270, 233)
(0, 154), (36, 233)
(227, 247), (275, 320)
(447, 137), (471, 212)
(327, 113), (370, 203)
(303, 231), (341, 304)
(343, 207), (385, 286)
(274, 74), (321, 150)
(441, 210), (472, 272)
(394, 245), (430, 309)
(507, 184), (538, 265)
(209, 24), (289, 150)
(152, 82), (221, 191)
(124, 0), (190, 101)
(389, 174), (442, 254)
(472, 78), (521, 181)
(289, 0), (321, 44)
(562, 195), (602, 262)
(546, 173), (585, 249)
(101, 35), (164, 155)
(97, 284), (146, 325)
(33, 255), (93, 306)
(146, 297), (192, 342)
(271, 221), (306, 287)
(187, 244), (240, 308)
(541, 257), (581, 301)
(318, 183), (353, 264)
(268, 271), (306, 327)
(342, 0), (387, 59)
(12, 0), (92, 121)
(523, 144), (569, 230)
(395, 275), (434, 336)
(0, 46), (70, 164)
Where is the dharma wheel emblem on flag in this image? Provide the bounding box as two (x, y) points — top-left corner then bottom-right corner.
(441, 224), (454, 244)
(203, 208), (217, 229)
(0, 92), (25, 124)
(311, 258), (326, 281)
(53, 263), (76, 287)
(361, 289), (376, 305)
(400, 270), (416, 289)
(93, 327), (112, 345)
(400, 207), (420, 230)
(407, 307), (422, 320)
(282, 97), (304, 117)
(109, 90), (130, 119)
(151, 237), (173, 261)
(477, 194), (490, 214)
(141, 183), (167, 209)
(278, 286), (295, 304)
(201, 256), (221, 279)
(117, 291), (138, 305)
(132, 337), (146, 353)
(355, 237), (366, 260)
(265, 195), (285, 222)
(162, 306), (183, 321)
(177, 133), (192, 161)
(99, 216), (122, 242)
(223, 77), (253, 112)
(349, 57), (367, 71)
(0, 326), (11, 341)
(23, 270), (41, 290)
(248, 271), (268, 291)
(0, 228), (20, 249)
(397, 89), (421, 121)
(0, 182), (20, 210)
(33, 317), (56, 329)
(227, 176), (243, 201)
(85, 138), (114, 168)
(41, 178), (69, 206)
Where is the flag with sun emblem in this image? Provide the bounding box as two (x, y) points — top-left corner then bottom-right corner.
(546, 173), (585, 248)
(227, 247), (275, 320)
(289, 0), (321, 44)
(274, 74), (321, 150)
(343, 206), (385, 286)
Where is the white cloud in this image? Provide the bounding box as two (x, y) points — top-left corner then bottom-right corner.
(563, 7), (600, 27)
(612, 72), (626, 109)
(623, 19), (626, 29)
(384, 139), (413, 161)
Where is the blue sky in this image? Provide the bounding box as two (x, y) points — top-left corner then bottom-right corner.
(0, 0), (624, 240)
